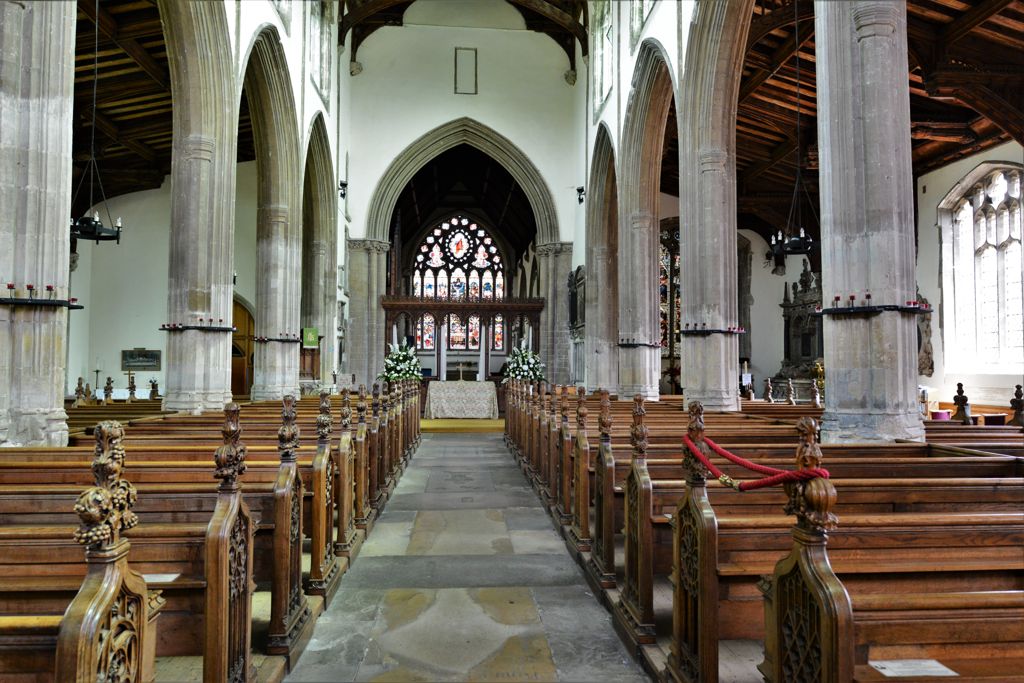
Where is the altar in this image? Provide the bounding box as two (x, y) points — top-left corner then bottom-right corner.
(424, 380), (499, 419)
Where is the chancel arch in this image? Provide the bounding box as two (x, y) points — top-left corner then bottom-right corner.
(616, 39), (679, 399)
(353, 118), (566, 384)
(238, 26), (303, 401)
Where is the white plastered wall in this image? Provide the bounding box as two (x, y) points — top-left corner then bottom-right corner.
(915, 140), (1024, 405)
(344, 0), (583, 244)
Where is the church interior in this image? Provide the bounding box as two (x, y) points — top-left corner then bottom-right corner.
(1, 0), (1022, 681)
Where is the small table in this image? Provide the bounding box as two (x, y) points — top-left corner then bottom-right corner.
(424, 380), (499, 419)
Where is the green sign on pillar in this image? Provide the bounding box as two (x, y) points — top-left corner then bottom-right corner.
(302, 327), (319, 349)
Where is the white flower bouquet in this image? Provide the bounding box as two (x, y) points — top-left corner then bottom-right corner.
(502, 340), (545, 384)
(379, 342), (422, 382)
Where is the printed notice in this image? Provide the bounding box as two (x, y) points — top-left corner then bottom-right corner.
(869, 660), (959, 677)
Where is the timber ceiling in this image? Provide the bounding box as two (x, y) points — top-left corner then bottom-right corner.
(70, 0), (254, 219)
(339, 0), (588, 69)
(715, 0), (1024, 249)
(388, 144), (537, 266)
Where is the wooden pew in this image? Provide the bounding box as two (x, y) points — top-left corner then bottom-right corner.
(0, 420), (162, 683)
(757, 441), (1024, 683)
(0, 417), (255, 682)
(659, 413), (1024, 683)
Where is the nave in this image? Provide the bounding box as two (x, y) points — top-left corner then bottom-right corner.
(286, 431), (650, 682)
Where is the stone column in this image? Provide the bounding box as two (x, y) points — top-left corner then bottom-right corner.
(0, 0), (75, 445)
(160, 0), (236, 414)
(814, 0), (923, 441)
(679, 150), (740, 411)
(251, 204), (301, 400)
(536, 242), (573, 386)
(585, 245), (618, 392)
(347, 239), (389, 385)
(616, 212), (660, 399)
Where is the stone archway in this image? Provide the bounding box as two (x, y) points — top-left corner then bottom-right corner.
(584, 124), (619, 392)
(617, 40), (678, 399)
(159, 0), (238, 413)
(240, 27), (303, 401)
(301, 113), (338, 390)
(677, 1), (756, 411)
(352, 118), (570, 385)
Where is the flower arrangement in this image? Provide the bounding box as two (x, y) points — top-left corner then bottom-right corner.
(502, 341), (545, 384)
(379, 342), (422, 382)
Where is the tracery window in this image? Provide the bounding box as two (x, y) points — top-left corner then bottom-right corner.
(630, 0), (656, 46)
(412, 215), (505, 301)
(592, 0), (613, 117)
(947, 168), (1023, 371)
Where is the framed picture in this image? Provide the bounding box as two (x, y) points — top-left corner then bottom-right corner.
(121, 348), (161, 372)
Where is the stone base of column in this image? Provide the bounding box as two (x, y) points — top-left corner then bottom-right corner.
(3, 407), (68, 447)
(681, 336), (740, 412)
(163, 391), (232, 415)
(821, 409), (924, 443)
(617, 346), (660, 400)
(163, 332), (232, 414)
(251, 341), (300, 401)
(684, 388), (739, 413)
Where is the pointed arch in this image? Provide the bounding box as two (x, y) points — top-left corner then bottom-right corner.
(616, 39), (679, 399)
(365, 117), (559, 246)
(677, 0), (757, 411)
(585, 123), (619, 391)
(241, 26), (304, 400)
(301, 113), (339, 385)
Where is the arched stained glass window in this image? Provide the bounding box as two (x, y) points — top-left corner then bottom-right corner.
(413, 271), (422, 297)
(411, 214), (506, 300)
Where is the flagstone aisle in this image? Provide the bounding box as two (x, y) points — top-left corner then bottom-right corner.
(285, 432), (649, 682)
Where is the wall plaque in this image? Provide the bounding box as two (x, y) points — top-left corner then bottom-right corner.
(121, 348), (161, 371)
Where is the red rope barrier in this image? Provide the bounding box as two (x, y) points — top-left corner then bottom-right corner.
(682, 435), (829, 492)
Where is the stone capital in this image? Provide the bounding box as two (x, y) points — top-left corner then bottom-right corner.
(535, 241), (573, 258)
(182, 134), (215, 162)
(852, 4), (900, 40)
(348, 238), (390, 254)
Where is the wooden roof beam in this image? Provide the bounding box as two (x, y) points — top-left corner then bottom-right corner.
(77, 0), (168, 90)
(740, 137), (798, 187)
(942, 0), (1014, 47)
(81, 107), (158, 164)
(740, 28), (814, 105)
(506, 0), (587, 55)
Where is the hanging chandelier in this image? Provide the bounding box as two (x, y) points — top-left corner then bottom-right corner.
(772, 0), (815, 262)
(70, 0), (122, 245)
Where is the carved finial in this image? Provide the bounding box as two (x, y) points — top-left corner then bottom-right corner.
(372, 383), (381, 419)
(785, 417), (837, 533)
(630, 394), (648, 456)
(341, 388), (352, 431)
(683, 401), (712, 483)
(381, 381), (390, 413)
(560, 384), (570, 423)
(951, 382), (971, 424)
(278, 395), (299, 462)
(126, 372), (137, 401)
(1009, 385), (1024, 427)
(84, 383), (93, 404)
(598, 389), (611, 440)
(317, 389), (332, 444)
(149, 379), (159, 400)
(214, 403), (247, 489)
(74, 421), (138, 550)
(786, 378), (796, 405)
(763, 377), (774, 403)
(357, 385), (367, 425)
(552, 385), (562, 419)
(811, 380), (822, 409)
(103, 377), (113, 403)
(576, 387), (588, 430)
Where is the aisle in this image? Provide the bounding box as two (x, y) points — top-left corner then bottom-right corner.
(286, 432), (648, 682)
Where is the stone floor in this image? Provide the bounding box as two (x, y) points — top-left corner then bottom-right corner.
(285, 432), (649, 682)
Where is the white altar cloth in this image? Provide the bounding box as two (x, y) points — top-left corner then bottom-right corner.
(424, 380), (499, 419)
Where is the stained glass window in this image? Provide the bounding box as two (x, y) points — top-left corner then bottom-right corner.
(416, 313), (436, 351)
(492, 314), (504, 351)
(449, 314), (467, 350)
(468, 315), (481, 350)
(412, 214), (505, 300)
